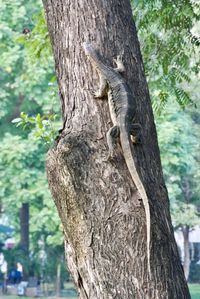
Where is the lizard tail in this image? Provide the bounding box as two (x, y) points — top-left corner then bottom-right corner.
(120, 128), (151, 276)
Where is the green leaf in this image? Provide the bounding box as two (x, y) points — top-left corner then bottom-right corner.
(12, 118), (22, 123)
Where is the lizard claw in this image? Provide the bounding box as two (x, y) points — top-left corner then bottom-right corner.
(91, 90), (102, 99)
(113, 54), (125, 73)
(113, 54), (123, 64)
(131, 134), (142, 144)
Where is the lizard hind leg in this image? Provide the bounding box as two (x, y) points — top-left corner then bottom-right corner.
(106, 125), (120, 160)
(129, 123), (142, 144)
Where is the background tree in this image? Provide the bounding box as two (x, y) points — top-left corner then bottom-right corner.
(135, 0), (200, 281)
(132, 0), (199, 112)
(0, 0), (67, 287)
(157, 104), (200, 280)
(0, 133), (63, 278)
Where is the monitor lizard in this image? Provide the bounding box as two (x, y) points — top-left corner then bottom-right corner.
(83, 42), (151, 275)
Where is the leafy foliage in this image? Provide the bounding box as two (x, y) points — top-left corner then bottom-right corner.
(157, 103), (200, 228)
(132, 0), (200, 113)
(16, 11), (52, 61)
(0, 0), (65, 283)
(12, 112), (59, 144)
(0, 131), (64, 277)
(0, 0), (60, 137)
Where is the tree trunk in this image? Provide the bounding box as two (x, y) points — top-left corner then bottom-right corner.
(19, 203), (29, 253)
(182, 225), (190, 281)
(44, 0), (190, 298)
(55, 262), (61, 297)
(19, 203), (29, 279)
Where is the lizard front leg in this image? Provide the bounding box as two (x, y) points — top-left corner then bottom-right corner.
(106, 125), (120, 159)
(113, 55), (125, 73)
(93, 73), (108, 98)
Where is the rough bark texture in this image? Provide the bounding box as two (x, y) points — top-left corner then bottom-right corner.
(44, 0), (191, 298)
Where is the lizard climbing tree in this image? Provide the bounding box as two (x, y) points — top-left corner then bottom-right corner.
(44, 0), (191, 298)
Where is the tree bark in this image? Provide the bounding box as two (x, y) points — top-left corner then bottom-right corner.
(44, 0), (190, 298)
(19, 203), (29, 254)
(19, 202), (29, 279)
(182, 225), (190, 281)
(55, 262), (61, 297)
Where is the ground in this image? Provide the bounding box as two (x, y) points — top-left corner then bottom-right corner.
(189, 284), (200, 299)
(0, 297), (75, 299)
(0, 284), (199, 299)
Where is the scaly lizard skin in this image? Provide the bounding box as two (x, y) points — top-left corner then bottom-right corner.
(83, 42), (151, 275)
